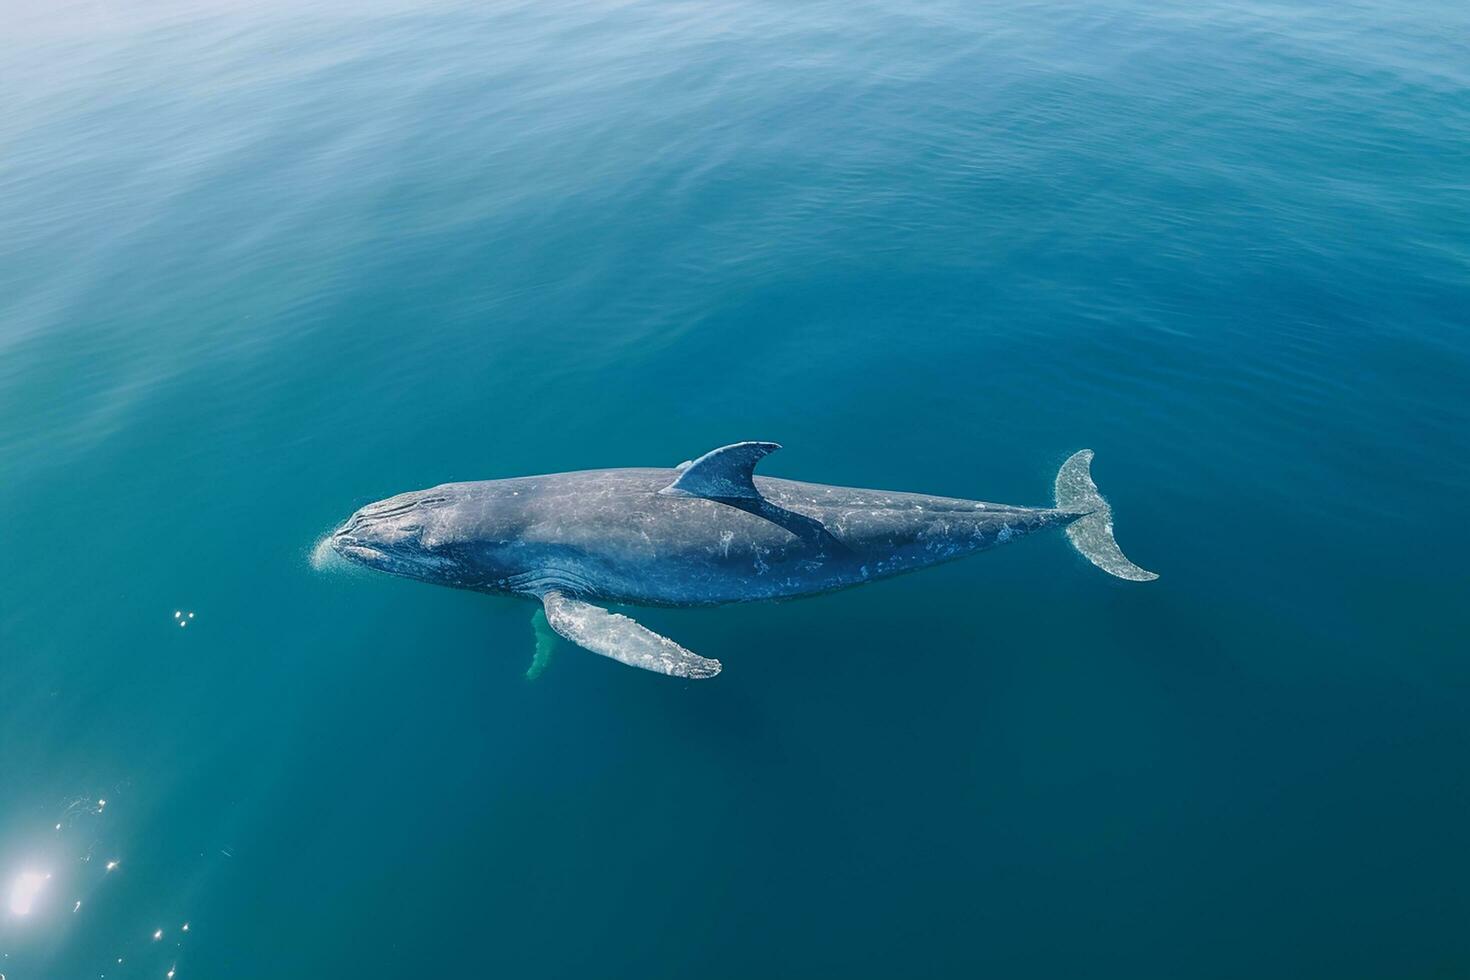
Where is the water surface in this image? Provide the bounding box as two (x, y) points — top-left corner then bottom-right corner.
(2, 0), (1468, 976)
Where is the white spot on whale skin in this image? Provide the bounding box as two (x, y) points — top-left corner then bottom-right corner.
(996, 527), (1014, 544)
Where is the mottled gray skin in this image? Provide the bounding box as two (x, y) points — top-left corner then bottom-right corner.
(331, 467), (1082, 606)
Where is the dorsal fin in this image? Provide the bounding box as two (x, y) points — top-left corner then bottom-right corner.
(659, 442), (780, 500)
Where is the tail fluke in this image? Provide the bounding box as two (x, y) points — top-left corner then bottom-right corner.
(1054, 450), (1159, 582)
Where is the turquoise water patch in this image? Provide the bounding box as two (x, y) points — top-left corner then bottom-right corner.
(1, 0), (1467, 978)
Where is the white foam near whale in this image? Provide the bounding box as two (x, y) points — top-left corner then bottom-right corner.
(309, 533), (350, 572)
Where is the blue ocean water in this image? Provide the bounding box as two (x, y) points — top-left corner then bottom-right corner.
(3, 0), (1468, 976)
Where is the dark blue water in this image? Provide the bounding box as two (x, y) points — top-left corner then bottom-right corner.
(3, 1), (1468, 976)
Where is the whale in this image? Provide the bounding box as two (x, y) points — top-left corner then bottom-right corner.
(329, 442), (1157, 679)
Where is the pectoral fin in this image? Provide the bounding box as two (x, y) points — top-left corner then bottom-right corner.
(540, 591), (721, 679)
(525, 608), (557, 680)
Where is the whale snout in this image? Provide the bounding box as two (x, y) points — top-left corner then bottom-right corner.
(332, 535), (388, 565)
(331, 508), (404, 567)
(329, 489), (461, 580)
(330, 520), (386, 566)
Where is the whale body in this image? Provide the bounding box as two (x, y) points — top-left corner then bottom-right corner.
(330, 442), (1157, 679)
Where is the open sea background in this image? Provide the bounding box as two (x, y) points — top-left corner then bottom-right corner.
(3, 0), (1468, 976)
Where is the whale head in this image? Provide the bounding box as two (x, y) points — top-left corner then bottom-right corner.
(331, 488), (470, 584)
